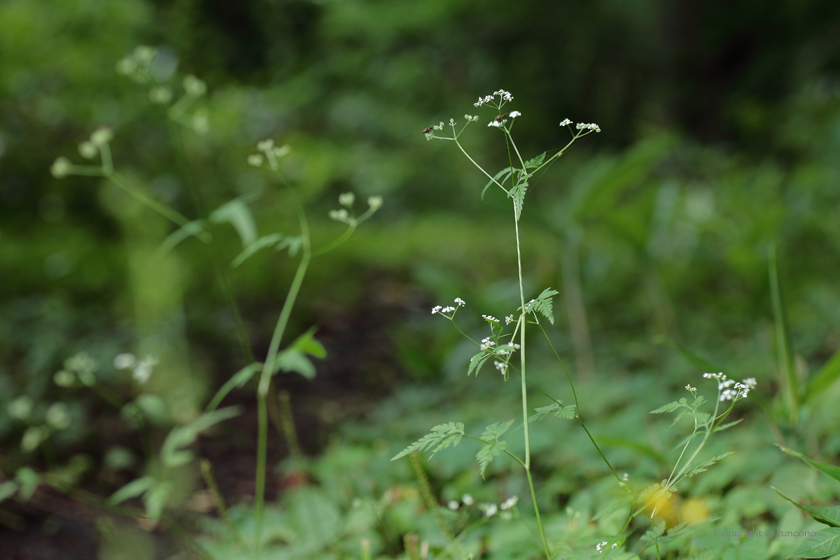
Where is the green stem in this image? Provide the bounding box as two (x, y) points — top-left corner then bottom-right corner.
(454, 138), (509, 195)
(107, 173), (196, 231)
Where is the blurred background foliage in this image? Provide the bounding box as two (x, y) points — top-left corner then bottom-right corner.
(2, 0), (840, 557)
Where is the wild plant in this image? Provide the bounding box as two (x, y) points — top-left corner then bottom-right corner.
(393, 90), (758, 559)
(42, 45), (382, 558)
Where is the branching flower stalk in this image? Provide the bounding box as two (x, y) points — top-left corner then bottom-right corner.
(398, 91), (602, 560)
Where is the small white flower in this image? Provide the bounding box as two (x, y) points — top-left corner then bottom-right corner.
(431, 305), (442, 315)
(575, 122), (601, 133)
(368, 195), (383, 210)
(559, 118), (573, 127)
(508, 111), (521, 118)
(596, 541), (608, 553)
(247, 154), (264, 167)
(462, 494), (474, 506)
(449, 118), (457, 127)
(448, 500), (460, 510)
(500, 496), (518, 510)
(612, 543), (617, 549)
(454, 297), (466, 307)
(494, 361), (508, 375)
(338, 192), (355, 207)
(114, 353), (137, 370)
(505, 315), (515, 325)
(441, 306), (456, 313)
(132, 355), (159, 385)
(488, 120), (503, 128)
(482, 315), (498, 323)
(485, 503), (498, 517)
(622, 473), (629, 481)
(481, 337), (496, 351)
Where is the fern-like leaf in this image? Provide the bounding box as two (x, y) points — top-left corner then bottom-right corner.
(650, 397), (688, 414)
(391, 422), (465, 461)
(529, 402), (576, 423)
(685, 452), (734, 478)
(509, 182), (528, 220)
(520, 288), (559, 324)
(475, 420), (514, 479)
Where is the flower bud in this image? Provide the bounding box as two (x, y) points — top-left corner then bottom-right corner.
(338, 192), (355, 207)
(183, 74), (207, 96)
(51, 157), (72, 178)
(367, 195), (383, 210)
(78, 141), (98, 159)
(90, 125), (113, 147)
(247, 154), (264, 167)
(149, 86), (172, 104)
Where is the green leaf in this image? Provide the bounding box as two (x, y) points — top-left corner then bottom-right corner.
(712, 419), (743, 433)
(523, 152), (546, 170)
(288, 327), (327, 359)
(205, 363), (262, 412)
(778, 445), (840, 483)
(529, 402), (576, 423)
(0, 481), (18, 503)
(791, 527), (840, 558)
(109, 475), (154, 505)
(156, 220), (206, 258)
(276, 235), (305, 257)
(772, 487), (840, 527)
(232, 233), (285, 267)
(275, 349), (315, 379)
(804, 347), (840, 404)
(144, 481), (173, 521)
(210, 198), (258, 246)
(686, 452), (734, 478)
(476, 420), (514, 479)
(509, 181), (528, 220)
(651, 398), (688, 414)
(15, 468), (39, 501)
(482, 167), (513, 200)
(160, 407), (242, 468)
(520, 288), (559, 324)
(391, 422), (465, 461)
(468, 351), (490, 377)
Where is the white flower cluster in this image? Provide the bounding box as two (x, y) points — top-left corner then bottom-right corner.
(482, 314), (498, 323)
(114, 353), (159, 384)
(481, 337), (496, 351)
(576, 122), (601, 133)
(500, 495), (518, 510)
(473, 89), (514, 108)
(495, 361), (508, 375)
(449, 118), (457, 127)
(702, 372), (757, 401)
(431, 297), (465, 316)
(464, 114), (479, 122)
(505, 315), (515, 325)
(488, 119), (505, 128)
(685, 384), (696, 395)
(508, 111), (521, 118)
(559, 118), (573, 127)
(596, 541), (618, 553)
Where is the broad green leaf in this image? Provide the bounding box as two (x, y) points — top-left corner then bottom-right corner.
(791, 527), (840, 558)
(275, 349), (315, 379)
(15, 467), (39, 501)
(391, 422), (465, 461)
(160, 407), (241, 467)
(205, 363), (262, 412)
(804, 347), (840, 404)
(232, 233), (285, 267)
(476, 420), (514, 479)
(210, 198), (257, 246)
(144, 481), (173, 521)
(686, 452), (734, 478)
(156, 220), (206, 258)
(0, 481), (18, 503)
(529, 402), (576, 423)
(772, 487), (840, 527)
(769, 244), (799, 425)
(778, 445), (840, 483)
(109, 475), (154, 505)
(651, 398), (688, 414)
(287, 327), (327, 359)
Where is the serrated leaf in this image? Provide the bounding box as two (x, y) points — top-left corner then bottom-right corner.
(686, 452), (734, 478)
(772, 486), (840, 527)
(391, 422), (465, 461)
(651, 397), (688, 414)
(210, 198), (258, 246)
(468, 351), (490, 377)
(476, 420), (514, 479)
(232, 233), (285, 267)
(520, 288), (559, 324)
(791, 527), (840, 558)
(523, 152), (546, 170)
(712, 419), (743, 433)
(692, 411), (711, 428)
(529, 402), (576, 423)
(482, 167), (514, 200)
(509, 182), (528, 220)
(778, 445), (840, 483)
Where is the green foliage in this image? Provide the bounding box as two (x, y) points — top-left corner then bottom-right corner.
(521, 288), (559, 325)
(476, 420), (514, 479)
(528, 402), (576, 422)
(391, 422), (465, 461)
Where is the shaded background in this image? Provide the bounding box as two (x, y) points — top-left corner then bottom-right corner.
(2, 0), (840, 558)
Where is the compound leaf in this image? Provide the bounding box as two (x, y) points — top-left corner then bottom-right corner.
(391, 422), (465, 461)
